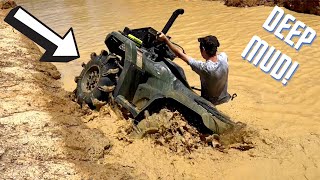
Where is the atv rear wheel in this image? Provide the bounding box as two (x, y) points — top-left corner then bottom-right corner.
(75, 51), (120, 108)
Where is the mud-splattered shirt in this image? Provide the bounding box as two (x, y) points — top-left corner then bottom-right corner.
(188, 52), (230, 105)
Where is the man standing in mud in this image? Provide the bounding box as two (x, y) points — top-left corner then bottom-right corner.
(158, 32), (231, 105)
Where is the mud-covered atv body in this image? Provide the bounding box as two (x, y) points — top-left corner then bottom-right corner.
(75, 9), (235, 134)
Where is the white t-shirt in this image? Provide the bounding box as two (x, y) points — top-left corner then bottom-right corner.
(188, 52), (230, 105)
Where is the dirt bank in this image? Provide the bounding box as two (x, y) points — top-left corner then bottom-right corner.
(0, 0), (16, 10)
(222, 0), (320, 15)
(1, 6), (320, 180)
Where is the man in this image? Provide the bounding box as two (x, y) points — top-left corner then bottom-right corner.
(157, 32), (231, 105)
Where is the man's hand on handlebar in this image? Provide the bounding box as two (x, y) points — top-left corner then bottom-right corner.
(157, 32), (169, 42)
(157, 31), (191, 64)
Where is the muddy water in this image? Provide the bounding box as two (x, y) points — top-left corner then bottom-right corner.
(16, 0), (320, 136)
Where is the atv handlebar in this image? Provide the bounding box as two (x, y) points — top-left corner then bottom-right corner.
(162, 9), (184, 34)
(121, 9), (185, 60)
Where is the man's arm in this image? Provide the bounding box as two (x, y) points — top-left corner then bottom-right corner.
(157, 32), (211, 76)
(157, 32), (191, 64)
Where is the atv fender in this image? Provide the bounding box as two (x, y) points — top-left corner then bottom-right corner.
(135, 91), (233, 134)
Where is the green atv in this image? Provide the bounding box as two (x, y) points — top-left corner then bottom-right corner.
(75, 9), (235, 134)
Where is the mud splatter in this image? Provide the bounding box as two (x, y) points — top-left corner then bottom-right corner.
(115, 109), (256, 154)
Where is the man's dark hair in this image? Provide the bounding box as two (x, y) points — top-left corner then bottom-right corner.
(198, 35), (220, 57)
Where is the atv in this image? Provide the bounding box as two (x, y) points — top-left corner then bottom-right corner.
(75, 9), (235, 134)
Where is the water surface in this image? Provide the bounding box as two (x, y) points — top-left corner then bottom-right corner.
(17, 0), (320, 136)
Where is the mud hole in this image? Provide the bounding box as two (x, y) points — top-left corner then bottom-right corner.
(2, 5), (320, 179)
(0, 8), (269, 179)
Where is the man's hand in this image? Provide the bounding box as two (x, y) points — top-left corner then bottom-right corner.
(157, 32), (168, 42)
(157, 31), (191, 64)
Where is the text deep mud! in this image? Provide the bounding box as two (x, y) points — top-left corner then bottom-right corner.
(241, 6), (317, 86)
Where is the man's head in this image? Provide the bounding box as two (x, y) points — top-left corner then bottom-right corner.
(198, 35), (220, 59)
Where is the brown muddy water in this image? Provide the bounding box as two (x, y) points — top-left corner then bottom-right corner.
(16, 0), (320, 137)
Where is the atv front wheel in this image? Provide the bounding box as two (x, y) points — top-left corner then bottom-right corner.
(75, 51), (120, 108)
